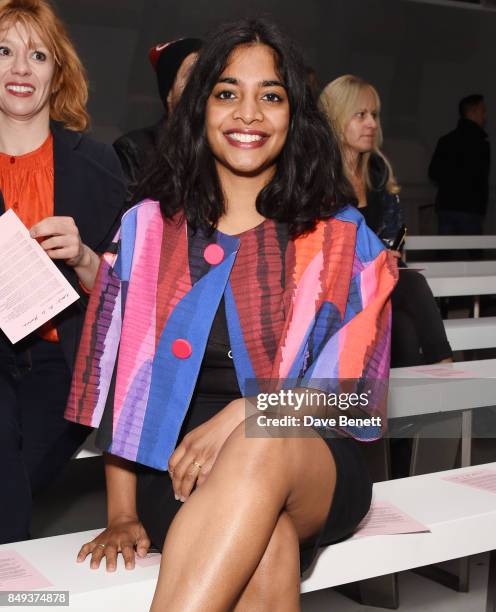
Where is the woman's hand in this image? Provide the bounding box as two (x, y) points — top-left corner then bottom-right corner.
(168, 398), (246, 503)
(30, 216), (86, 267)
(30, 216), (100, 289)
(76, 515), (151, 572)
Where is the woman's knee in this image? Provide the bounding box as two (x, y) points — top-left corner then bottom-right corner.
(220, 415), (324, 483)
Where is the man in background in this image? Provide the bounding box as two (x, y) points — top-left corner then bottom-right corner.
(114, 38), (203, 196)
(429, 94), (490, 235)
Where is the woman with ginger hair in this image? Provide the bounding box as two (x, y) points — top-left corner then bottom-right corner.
(0, 0), (125, 544)
(320, 75), (452, 368)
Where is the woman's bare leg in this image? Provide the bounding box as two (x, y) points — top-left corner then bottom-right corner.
(149, 420), (336, 612)
(232, 511), (300, 612)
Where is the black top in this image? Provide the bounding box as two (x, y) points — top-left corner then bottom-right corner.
(358, 154), (403, 247)
(429, 117), (490, 215)
(176, 297), (240, 438)
(113, 120), (165, 201)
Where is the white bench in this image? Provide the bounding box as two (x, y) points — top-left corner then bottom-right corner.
(74, 430), (100, 460)
(400, 263), (495, 313)
(389, 358), (496, 467)
(414, 260), (495, 277)
(444, 317), (496, 351)
(3, 463), (495, 611)
(423, 273), (496, 299)
(389, 359), (496, 427)
(406, 235), (496, 251)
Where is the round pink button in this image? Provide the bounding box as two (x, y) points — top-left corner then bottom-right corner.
(171, 338), (192, 359)
(203, 243), (224, 265)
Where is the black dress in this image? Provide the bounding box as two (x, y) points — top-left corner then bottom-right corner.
(136, 299), (373, 575)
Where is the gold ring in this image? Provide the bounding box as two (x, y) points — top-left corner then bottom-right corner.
(97, 544), (106, 549)
(192, 461), (202, 470)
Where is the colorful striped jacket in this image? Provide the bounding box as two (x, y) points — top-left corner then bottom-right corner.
(65, 199), (397, 470)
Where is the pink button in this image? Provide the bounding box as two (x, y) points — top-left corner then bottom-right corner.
(171, 338), (192, 359)
(204, 243), (224, 265)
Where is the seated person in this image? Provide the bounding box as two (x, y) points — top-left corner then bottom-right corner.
(320, 75), (453, 367)
(68, 19), (396, 610)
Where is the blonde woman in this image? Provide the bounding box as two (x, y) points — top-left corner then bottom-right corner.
(0, 0), (125, 543)
(320, 75), (452, 368)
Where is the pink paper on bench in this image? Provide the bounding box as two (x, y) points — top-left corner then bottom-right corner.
(413, 366), (477, 378)
(351, 501), (430, 539)
(0, 551), (52, 590)
(442, 468), (496, 494)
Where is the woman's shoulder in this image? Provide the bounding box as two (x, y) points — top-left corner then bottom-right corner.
(323, 205), (386, 266)
(331, 203), (365, 226)
(368, 152), (389, 191)
(119, 199), (162, 227)
(51, 122), (124, 180)
(325, 204), (369, 236)
(76, 132), (120, 171)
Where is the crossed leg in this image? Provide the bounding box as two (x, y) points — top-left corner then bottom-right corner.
(150, 418), (337, 611)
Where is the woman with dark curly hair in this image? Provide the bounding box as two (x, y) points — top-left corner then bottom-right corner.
(68, 19), (396, 611)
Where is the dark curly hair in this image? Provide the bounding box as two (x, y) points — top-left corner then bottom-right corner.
(133, 17), (354, 238)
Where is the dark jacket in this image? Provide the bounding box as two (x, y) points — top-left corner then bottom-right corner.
(113, 120), (164, 201)
(359, 153), (403, 248)
(0, 122), (126, 371)
(428, 118), (490, 215)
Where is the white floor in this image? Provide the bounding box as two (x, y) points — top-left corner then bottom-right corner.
(301, 554), (489, 611)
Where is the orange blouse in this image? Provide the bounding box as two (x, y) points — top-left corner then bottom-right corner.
(0, 134), (58, 342)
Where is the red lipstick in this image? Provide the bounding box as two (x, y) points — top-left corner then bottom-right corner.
(5, 82), (35, 97)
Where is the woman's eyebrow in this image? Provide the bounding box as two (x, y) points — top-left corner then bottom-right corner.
(217, 77), (237, 84)
(217, 77), (286, 88)
(261, 79), (285, 88)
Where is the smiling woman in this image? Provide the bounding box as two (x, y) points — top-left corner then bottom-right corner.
(205, 44), (290, 233)
(132, 19), (352, 237)
(0, 0), (89, 131)
(0, 0), (126, 545)
(0, 22), (56, 123)
(66, 17), (397, 612)
(207, 46), (289, 167)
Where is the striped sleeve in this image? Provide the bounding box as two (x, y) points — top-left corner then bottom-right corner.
(64, 229), (122, 428)
(301, 243), (398, 441)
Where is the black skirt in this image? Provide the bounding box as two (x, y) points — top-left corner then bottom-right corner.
(136, 301), (372, 575)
